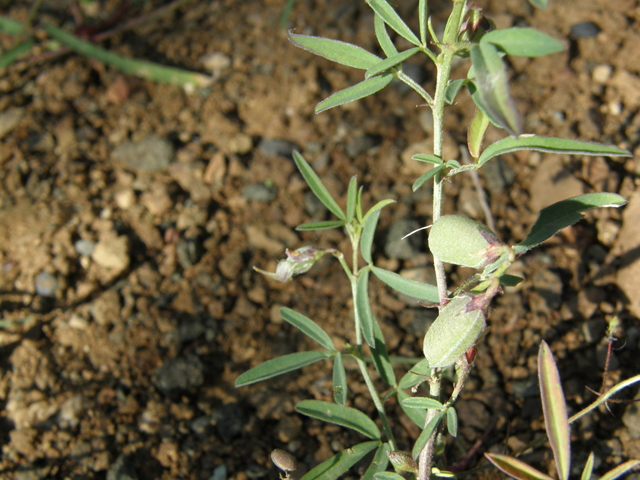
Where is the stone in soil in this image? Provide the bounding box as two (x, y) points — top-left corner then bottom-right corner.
(111, 135), (174, 172)
(153, 356), (205, 394)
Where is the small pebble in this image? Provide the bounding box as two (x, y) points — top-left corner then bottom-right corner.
(570, 21), (600, 39)
(35, 271), (58, 297)
(257, 139), (299, 158)
(592, 64), (612, 84)
(74, 239), (95, 257)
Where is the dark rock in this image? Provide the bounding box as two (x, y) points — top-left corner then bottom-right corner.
(241, 184), (278, 203)
(482, 157), (516, 193)
(107, 454), (138, 480)
(211, 403), (245, 442)
(345, 134), (377, 158)
(384, 219), (424, 260)
(570, 21), (600, 39)
(257, 139), (299, 158)
(153, 356), (204, 394)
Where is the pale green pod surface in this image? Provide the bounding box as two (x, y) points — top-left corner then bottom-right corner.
(423, 296), (486, 368)
(428, 215), (507, 269)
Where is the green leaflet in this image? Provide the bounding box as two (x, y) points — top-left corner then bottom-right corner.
(469, 43), (521, 136)
(300, 442), (379, 480)
(235, 350), (334, 387)
(296, 401), (381, 439)
(288, 31), (381, 69)
(481, 28), (564, 58)
(478, 134), (631, 167)
(280, 307), (335, 351)
(293, 151), (345, 220)
(538, 342), (570, 480)
(316, 74), (393, 113)
(514, 193), (627, 256)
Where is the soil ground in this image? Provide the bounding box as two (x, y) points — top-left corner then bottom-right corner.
(1, 0), (639, 479)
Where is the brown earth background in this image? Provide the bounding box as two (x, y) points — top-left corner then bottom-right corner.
(1, 0), (640, 479)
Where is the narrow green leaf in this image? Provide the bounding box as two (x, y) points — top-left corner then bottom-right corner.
(374, 14), (398, 58)
(500, 274), (524, 287)
(446, 407), (458, 438)
(235, 350), (334, 387)
(580, 453), (595, 480)
(365, 47), (420, 79)
(43, 25), (212, 87)
(361, 209), (381, 264)
(398, 389), (427, 428)
(356, 270), (376, 347)
(371, 316), (396, 386)
(481, 28), (564, 58)
(346, 175), (358, 223)
(288, 31), (382, 69)
(300, 441), (380, 480)
(600, 460), (640, 480)
(297, 220), (346, 231)
(445, 79), (466, 104)
(401, 397), (444, 410)
(478, 134), (631, 167)
(485, 453), (555, 480)
(316, 73), (393, 114)
(468, 107), (490, 159)
(445, 159), (461, 169)
(0, 38), (34, 69)
(292, 151), (346, 220)
(418, 0), (428, 46)
(366, 0), (421, 47)
(296, 400), (381, 439)
(356, 186), (365, 223)
(371, 266), (440, 303)
(528, 0), (549, 10)
(280, 307), (335, 351)
(333, 352), (348, 406)
(374, 473), (406, 480)
(411, 411), (445, 459)
(399, 358), (431, 389)
(364, 199), (396, 219)
(470, 43), (521, 136)
(514, 193), (627, 256)
(539, 342), (571, 480)
(412, 154), (443, 165)
(362, 444), (391, 480)
(0, 16), (25, 35)
(413, 165), (445, 192)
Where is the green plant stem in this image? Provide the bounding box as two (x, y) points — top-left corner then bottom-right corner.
(419, 2), (467, 480)
(355, 355), (397, 451)
(418, 371), (442, 480)
(346, 230), (396, 451)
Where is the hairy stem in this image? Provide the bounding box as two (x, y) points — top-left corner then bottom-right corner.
(419, 2), (467, 479)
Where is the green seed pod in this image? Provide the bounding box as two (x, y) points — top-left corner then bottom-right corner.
(428, 215), (509, 270)
(423, 296), (486, 368)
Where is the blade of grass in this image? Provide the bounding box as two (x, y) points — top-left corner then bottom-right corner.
(43, 25), (212, 88)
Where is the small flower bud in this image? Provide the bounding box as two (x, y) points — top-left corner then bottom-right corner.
(254, 246), (335, 282)
(387, 451), (417, 473)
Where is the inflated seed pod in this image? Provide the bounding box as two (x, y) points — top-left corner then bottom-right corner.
(423, 296), (486, 368)
(428, 215), (509, 270)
